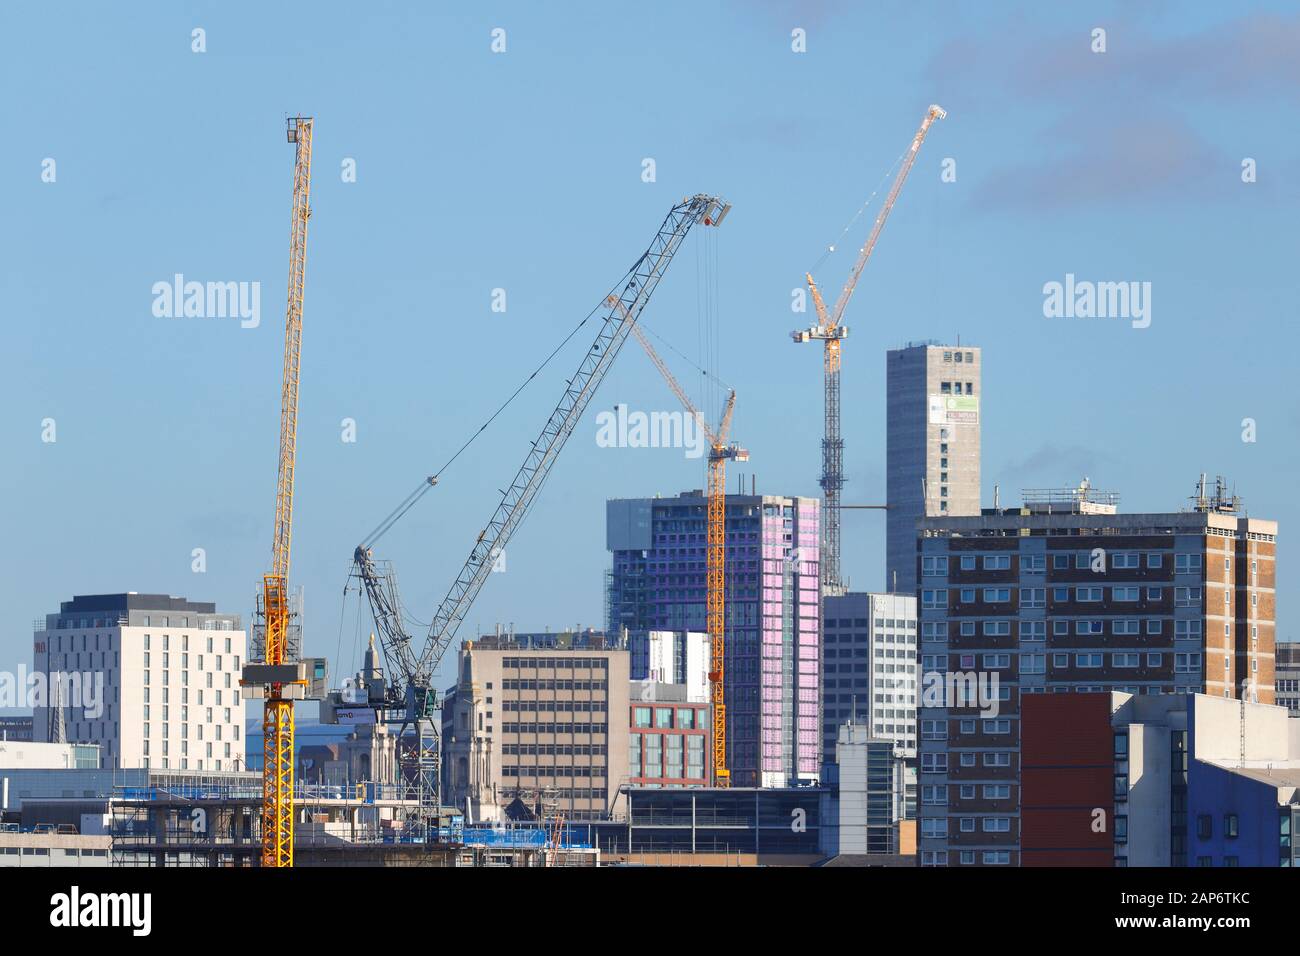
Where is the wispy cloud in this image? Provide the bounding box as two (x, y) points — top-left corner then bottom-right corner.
(928, 12), (1299, 210)
(972, 110), (1228, 210)
(929, 12), (1300, 104)
(994, 443), (1115, 488)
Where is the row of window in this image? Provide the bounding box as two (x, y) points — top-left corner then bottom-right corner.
(924, 619), (1207, 641)
(142, 721), (238, 740)
(141, 739), (235, 757)
(500, 658), (610, 670)
(920, 752), (1013, 772)
(922, 552), (1234, 576)
(501, 767), (606, 779)
(922, 585), (1211, 608)
(920, 718), (1012, 739)
(921, 784), (1012, 803)
(921, 651), (1200, 674)
(500, 679), (607, 691)
(500, 723), (607, 734)
(631, 706), (703, 730)
(921, 850), (1011, 866)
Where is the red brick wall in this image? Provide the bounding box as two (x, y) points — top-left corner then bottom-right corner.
(1021, 693), (1113, 867)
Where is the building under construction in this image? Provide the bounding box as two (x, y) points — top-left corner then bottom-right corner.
(607, 490), (822, 788)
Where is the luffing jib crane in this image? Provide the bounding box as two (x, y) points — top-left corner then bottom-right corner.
(238, 116), (314, 868)
(792, 104), (946, 594)
(335, 195), (731, 836)
(608, 300), (747, 786)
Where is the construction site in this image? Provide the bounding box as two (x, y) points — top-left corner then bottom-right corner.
(201, 99), (950, 868)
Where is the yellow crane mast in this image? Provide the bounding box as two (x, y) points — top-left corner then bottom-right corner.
(606, 298), (747, 786)
(259, 115), (313, 868)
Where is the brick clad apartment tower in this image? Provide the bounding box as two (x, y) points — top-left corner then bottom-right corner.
(913, 478), (1277, 867)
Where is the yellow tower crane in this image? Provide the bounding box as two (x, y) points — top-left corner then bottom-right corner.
(605, 298), (747, 786)
(244, 116), (313, 868)
(793, 104), (945, 594)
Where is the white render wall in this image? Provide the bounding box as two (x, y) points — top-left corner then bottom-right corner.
(34, 624), (247, 771)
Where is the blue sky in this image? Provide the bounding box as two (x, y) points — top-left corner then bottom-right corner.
(2, 1), (1297, 701)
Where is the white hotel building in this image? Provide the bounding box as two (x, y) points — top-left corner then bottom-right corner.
(33, 593), (246, 771)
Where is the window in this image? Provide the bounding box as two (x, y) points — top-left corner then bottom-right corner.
(1113, 553), (1139, 569)
(982, 817), (1011, 832)
(1113, 653), (1139, 668)
(1224, 814), (1238, 839)
(960, 589), (976, 603)
(1175, 553), (1203, 573)
(1075, 620), (1103, 635)
(1076, 586), (1103, 602)
(982, 588), (1010, 603)
(633, 707), (651, 728)
(982, 621), (1010, 637)
(1113, 619), (1139, 635)
(983, 555), (1010, 571)
(1146, 552), (1163, 568)
(1146, 586), (1164, 600)
(983, 784), (1010, 800)
(1021, 588), (1045, 608)
(921, 590), (947, 610)
(1112, 586), (1139, 602)
(1023, 554), (1045, 572)
(1146, 619), (1162, 635)
(921, 720), (947, 741)
(960, 621), (976, 636)
(1197, 815), (1212, 839)
(921, 753), (948, 773)
(960, 555), (976, 571)
(1020, 621), (1045, 642)
(1052, 554), (1069, 570)
(982, 653), (1010, 669)
(1076, 653), (1103, 668)
(922, 556), (948, 577)
(1175, 586), (1202, 607)
(983, 752), (1011, 767)
(1175, 653), (1202, 673)
(1021, 654), (1045, 674)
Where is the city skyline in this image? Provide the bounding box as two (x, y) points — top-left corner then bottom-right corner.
(4, 2), (1297, 699)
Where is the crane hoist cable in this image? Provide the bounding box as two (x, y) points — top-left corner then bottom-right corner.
(359, 279), (634, 553)
(807, 143), (908, 278)
(343, 196), (731, 838)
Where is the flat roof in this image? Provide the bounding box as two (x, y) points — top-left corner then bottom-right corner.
(60, 593), (218, 614)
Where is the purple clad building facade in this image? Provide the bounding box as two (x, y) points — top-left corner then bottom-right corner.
(607, 490), (822, 787)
